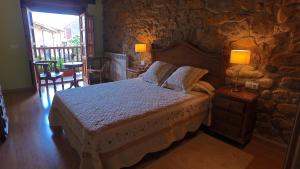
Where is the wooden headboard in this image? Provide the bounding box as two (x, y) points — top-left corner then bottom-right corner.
(152, 42), (228, 88)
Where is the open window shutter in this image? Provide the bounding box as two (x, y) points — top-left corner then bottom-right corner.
(80, 12), (95, 84)
(21, 6), (37, 90)
(86, 15), (95, 58)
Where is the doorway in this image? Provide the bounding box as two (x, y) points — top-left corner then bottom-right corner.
(31, 12), (82, 87)
(21, 0), (94, 92)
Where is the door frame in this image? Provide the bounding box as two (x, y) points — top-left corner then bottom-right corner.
(80, 13), (95, 85)
(21, 5), (36, 90)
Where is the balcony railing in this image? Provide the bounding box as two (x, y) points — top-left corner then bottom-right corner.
(33, 46), (82, 69)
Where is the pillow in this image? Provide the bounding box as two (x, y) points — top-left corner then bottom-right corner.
(192, 81), (215, 95)
(162, 66), (208, 92)
(142, 61), (177, 85)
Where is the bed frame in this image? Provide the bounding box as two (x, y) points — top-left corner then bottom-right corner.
(152, 42), (229, 88)
(50, 42), (230, 169)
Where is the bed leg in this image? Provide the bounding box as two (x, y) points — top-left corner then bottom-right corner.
(80, 153), (96, 169)
(80, 152), (104, 169)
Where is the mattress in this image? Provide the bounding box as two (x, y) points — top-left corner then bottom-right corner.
(49, 78), (211, 169)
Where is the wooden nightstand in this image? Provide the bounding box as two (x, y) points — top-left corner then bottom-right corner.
(126, 67), (146, 79)
(210, 87), (258, 145)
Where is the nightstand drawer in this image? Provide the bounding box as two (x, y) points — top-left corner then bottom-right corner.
(212, 120), (241, 139)
(214, 96), (245, 114)
(213, 108), (243, 126)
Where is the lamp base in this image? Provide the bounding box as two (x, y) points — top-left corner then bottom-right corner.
(232, 70), (241, 92)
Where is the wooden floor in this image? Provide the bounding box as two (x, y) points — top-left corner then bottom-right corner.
(0, 85), (286, 169)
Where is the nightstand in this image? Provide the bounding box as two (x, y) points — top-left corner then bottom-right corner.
(210, 87), (258, 145)
(126, 67), (146, 79)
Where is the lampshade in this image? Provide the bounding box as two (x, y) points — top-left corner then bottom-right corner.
(230, 50), (251, 64)
(135, 44), (146, 53)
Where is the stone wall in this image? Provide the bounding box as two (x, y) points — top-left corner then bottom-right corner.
(103, 0), (300, 145)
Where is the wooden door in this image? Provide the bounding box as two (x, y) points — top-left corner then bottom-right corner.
(21, 5), (37, 90)
(80, 13), (95, 85)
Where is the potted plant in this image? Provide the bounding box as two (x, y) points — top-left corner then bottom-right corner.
(59, 58), (73, 77)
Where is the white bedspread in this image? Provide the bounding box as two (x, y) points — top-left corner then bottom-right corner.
(49, 79), (210, 169)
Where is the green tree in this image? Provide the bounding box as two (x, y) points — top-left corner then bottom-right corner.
(68, 35), (80, 46)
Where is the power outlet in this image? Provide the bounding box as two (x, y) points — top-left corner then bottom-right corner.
(245, 81), (259, 90)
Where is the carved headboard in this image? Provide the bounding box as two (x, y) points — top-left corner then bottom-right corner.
(152, 43), (228, 88)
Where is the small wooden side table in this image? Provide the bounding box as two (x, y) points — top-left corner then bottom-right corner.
(210, 86), (258, 145)
(63, 62), (83, 88)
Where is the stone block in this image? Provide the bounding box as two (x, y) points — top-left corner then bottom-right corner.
(256, 122), (281, 137)
(257, 113), (271, 122)
(265, 64), (278, 73)
(226, 69), (236, 77)
(250, 12), (275, 36)
(239, 70), (264, 78)
(205, 0), (237, 13)
(231, 37), (257, 49)
(290, 92), (300, 100)
(277, 103), (298, 114)
(272, 89), (289, 102)
(261, 90), (272, 99)
(279, 66), (300, 77)
(219, 21), (250, 40)
(267, 73), (282, 79)
(282, 130), (292, 144)
(186, 0), (205, 9)
(277, 7), (288, 24)
(271, 118), (294, 131)
(280, 77), (300, 90)
(257, 78), (274, 89)
(293, 43), (300, 52)
(226, 65), (264, 78)
(272, 112), (285, 119)
(257, 98), (276, 111)
(271, 52), (300, 66)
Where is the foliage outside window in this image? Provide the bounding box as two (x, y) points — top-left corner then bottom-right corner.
(68, 35), (80, 46)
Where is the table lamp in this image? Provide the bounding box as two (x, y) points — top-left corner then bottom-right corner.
(230, 50), (251, 92)
(135, 44), (147, 68)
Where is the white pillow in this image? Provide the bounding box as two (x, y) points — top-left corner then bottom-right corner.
(162, 66), (208, 92)
(192, 81), (215, 95)
(142, 61), (177, 85)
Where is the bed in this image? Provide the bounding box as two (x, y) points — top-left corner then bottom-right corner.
(49, 43), (228, 169)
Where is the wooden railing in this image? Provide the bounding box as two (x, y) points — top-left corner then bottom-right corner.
(33, 46), (82, 68)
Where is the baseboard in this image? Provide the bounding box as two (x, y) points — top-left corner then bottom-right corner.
(253, 134), (288, 150)
(2, 86), (35, 94)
